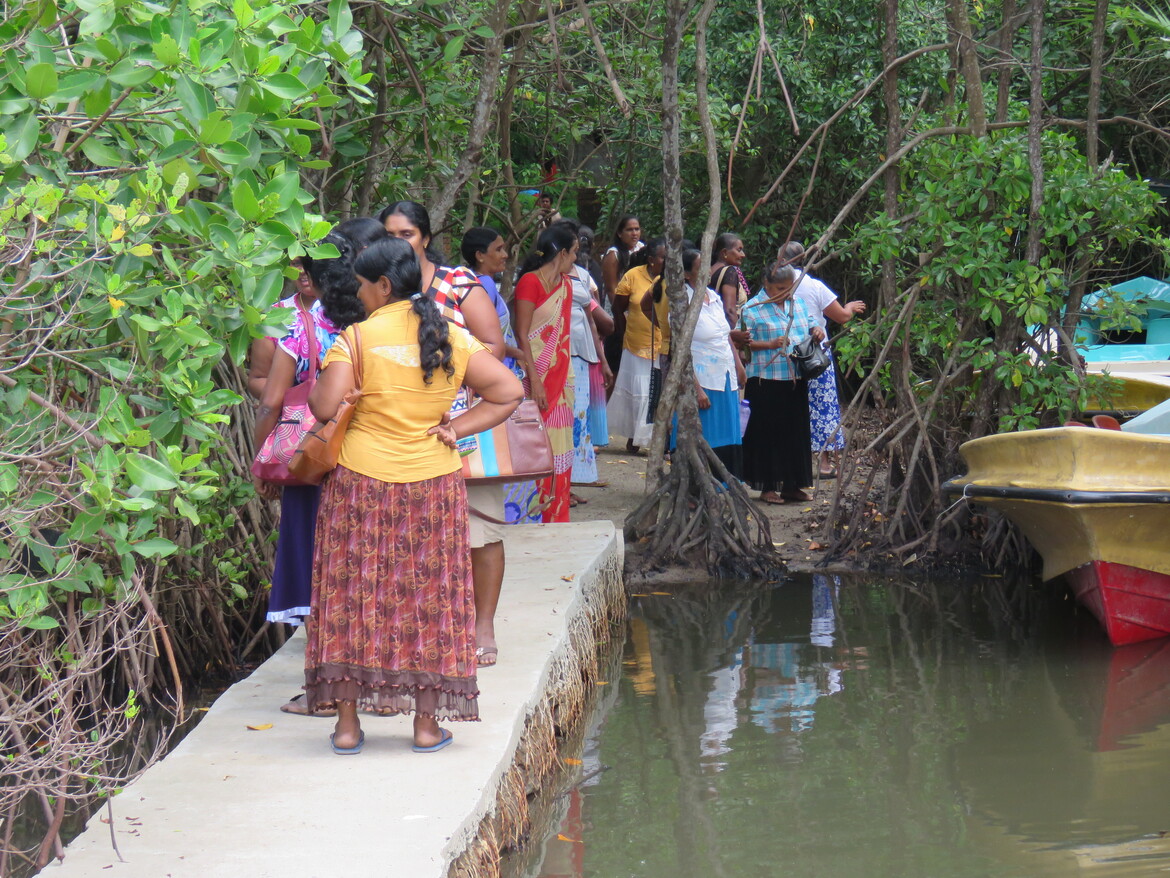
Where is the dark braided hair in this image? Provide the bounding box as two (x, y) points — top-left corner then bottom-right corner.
(353, 238), (454, 385)
(307, 230), (365, 330)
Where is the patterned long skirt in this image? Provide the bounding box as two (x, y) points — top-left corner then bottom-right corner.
(570, 355), (597, 483)
(303, 466), (479, 721)
(588, 360), (609, 447)
(808, 352), (845, 452)
(504, 480), (542, 523)
(539, 378), (575, 523)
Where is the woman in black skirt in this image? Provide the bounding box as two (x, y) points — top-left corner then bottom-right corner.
(740, 263), (825, 504)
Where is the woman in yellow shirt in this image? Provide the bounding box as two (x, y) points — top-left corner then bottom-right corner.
(606, 238), (666, 453)
(306, 238), (522, 755)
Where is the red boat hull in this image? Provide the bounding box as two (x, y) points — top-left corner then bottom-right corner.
(1065, 561), (1170, 646)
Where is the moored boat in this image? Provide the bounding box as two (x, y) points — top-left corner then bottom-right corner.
(943, 426), (1170, 645)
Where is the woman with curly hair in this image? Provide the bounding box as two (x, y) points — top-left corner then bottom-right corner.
(304, 237), (522, 754)
(253, 220), (384, 630)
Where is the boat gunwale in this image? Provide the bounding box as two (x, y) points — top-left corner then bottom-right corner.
(942, 481), (1170, 504)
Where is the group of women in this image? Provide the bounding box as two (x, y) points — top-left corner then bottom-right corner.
(250, 203), (601, 754)
(248, 203), (865, 756)
(595, 220), (866, 505)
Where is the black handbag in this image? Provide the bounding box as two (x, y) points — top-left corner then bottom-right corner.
(646, 365), (662, 423)
(790, 336), (831, 380)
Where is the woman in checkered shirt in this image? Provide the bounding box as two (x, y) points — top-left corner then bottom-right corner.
(740, 263), (826, 505)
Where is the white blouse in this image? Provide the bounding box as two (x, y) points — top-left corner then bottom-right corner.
(691, 286), (736, 392)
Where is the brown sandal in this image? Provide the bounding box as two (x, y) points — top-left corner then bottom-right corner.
(280, 694), (337, 718)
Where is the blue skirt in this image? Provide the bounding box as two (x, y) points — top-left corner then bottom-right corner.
(672, 374), (742, 476)
(699, 375), (742, 449)
(267, 483), (320, 625)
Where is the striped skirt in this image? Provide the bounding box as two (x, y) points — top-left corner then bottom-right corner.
(303, 466), (479, 721)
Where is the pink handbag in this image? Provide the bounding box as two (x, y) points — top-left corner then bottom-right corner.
(251, 303), (320, 486)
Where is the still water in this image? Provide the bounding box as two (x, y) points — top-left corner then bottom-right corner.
(523, 574), (1170, 878)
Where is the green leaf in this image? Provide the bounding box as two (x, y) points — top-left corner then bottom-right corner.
(80, 137), (123, 168)
(25, 63), (59, 99)
(124, 453), (180, 491)
(175, 74), (214, 122)
(67, 509), (106, 541)
(443, 35), (465, 64)
(232, 180), (261, 222)
(233, 0), (255, 28)
(262, 73), (308, 100)
(328, 0), (353, 35)
(131, 538), (179, 558)
(0, 463), (17, 494)
(154, 34), (181, 66)
(7, 112), (40, 161)
(108, 58), (158, 87)
(130, 314), (165, 332)
(21, 615), (61, 630)
(208, 140), (251, 164)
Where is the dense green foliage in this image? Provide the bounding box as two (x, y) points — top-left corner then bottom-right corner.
(840, 127), (1163, 432)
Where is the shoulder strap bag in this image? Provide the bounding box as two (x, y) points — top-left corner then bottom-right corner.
(288, 324), (363, 485)
(251, 302), (320, 485)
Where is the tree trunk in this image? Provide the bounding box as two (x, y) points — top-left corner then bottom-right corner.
(994, 0), (1017, 123)
(1085, 0), (1108, 169)
(628, 0), (778, 578)
(1025, 0), (1046, 266)
(428, 0), (511, 231)
(948, 0), (987, 135)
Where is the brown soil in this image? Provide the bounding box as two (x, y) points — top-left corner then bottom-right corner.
(569, 444), (871, 576)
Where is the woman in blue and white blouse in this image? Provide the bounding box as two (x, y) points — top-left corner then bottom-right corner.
(740, 263), (825, 505)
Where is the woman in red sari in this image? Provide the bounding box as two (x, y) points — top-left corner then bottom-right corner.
(514, 223), (579, 523)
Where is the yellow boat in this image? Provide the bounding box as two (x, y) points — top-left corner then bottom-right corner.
(944, 426), (1170, 645)
(1081, 372), (1170, 415)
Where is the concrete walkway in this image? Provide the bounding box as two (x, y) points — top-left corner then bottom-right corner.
(46, 522), (622, 878)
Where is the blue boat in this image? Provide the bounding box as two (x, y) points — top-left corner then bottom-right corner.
(1079, 276), (1170, 373)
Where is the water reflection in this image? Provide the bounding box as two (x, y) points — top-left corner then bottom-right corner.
(524, 573), (1170, 878)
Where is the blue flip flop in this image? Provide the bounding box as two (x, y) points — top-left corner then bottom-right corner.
(412, 728), (453, 753)
(330, 730), (364, 755)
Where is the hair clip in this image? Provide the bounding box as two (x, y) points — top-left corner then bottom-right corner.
(410, 292), (423, 301)
(535, 249), (544, 257)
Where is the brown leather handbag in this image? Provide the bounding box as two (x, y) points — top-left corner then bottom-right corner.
(288, 325), (363, 486)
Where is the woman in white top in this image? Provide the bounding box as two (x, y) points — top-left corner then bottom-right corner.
(649, 249), (747, 477)
(556, 219), (614, 496)
(779, 241), (866, 479)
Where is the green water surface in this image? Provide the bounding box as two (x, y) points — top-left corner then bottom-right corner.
(525, 574), (1170, 878)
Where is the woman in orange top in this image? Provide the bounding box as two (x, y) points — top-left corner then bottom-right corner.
(305, 238), (522, 755)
